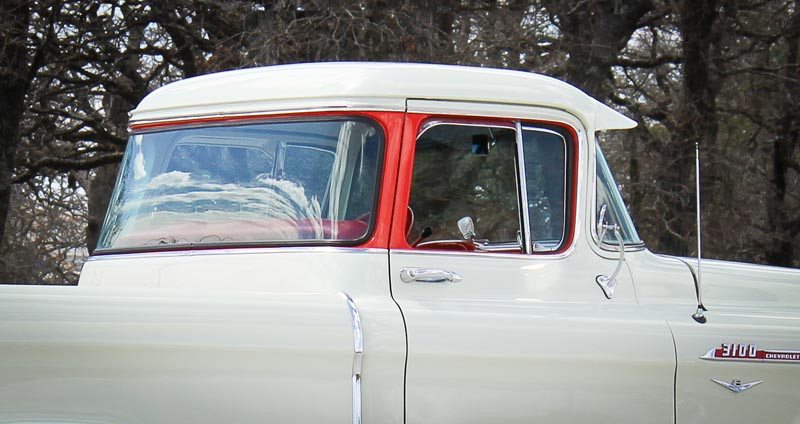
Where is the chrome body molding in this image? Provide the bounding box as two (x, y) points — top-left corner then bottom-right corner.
(131, 96), (406, 125)
(130, 103), (405, 130)
(88, 246), (389, 261)
(340, 292), (364, 424)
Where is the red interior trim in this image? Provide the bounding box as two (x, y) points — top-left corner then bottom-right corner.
(389, 113), (426, 249)
(361, 111), (403, 249)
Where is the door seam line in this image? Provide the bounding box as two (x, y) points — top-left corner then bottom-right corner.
(665, 320), (678, 424)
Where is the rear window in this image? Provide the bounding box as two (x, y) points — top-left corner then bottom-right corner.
(97, 118), (383, 251)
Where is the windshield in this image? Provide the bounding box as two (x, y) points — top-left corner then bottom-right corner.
(97, 118), (382, 251)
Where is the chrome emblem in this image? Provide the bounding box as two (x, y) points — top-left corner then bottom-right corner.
(711, 379), (763, 393)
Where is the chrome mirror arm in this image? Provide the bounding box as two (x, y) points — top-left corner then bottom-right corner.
(596, 225), (624, 299)
(595, 204), (625, 299)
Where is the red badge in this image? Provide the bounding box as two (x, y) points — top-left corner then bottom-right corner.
(701, 343), (800, 363)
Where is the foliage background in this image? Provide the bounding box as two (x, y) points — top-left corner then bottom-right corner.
(1, 0), (798, 284)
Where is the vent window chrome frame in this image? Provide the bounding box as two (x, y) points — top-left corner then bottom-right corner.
(591, 143), (645, 252)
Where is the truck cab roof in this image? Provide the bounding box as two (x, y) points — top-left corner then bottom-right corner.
(130, 62), (636, 132)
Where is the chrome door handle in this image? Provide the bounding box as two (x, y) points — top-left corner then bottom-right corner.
(399, 267), (462, 283)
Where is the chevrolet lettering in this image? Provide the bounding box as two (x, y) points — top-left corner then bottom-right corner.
(0, 63), (798, 423)
(702, 344), (800, 363)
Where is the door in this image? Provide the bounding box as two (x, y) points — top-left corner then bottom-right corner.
(389, 106), (676, 423)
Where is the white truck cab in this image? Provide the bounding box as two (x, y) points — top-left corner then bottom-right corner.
(1, 63), (798, 424)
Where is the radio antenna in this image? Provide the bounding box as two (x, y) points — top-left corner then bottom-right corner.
(692, 141), (707, 323)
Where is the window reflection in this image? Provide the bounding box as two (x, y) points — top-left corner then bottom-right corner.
(98, 119), (382, 251)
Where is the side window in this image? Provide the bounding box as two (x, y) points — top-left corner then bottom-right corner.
(596, 147), (642, 245)
(407, 123), (521, 250)
(522, 128), (567, 251)
(406, 121), (571, 253)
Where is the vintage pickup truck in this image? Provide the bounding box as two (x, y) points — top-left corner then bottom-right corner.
(1, 63), (798, 423)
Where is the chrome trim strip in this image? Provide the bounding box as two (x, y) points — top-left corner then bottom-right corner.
(416, 239), (522, 253)
(391, 247), (570, 260)
(340, 292), (364, 424)
(130, 99), (405, 126)
(88, 247), (388, 261)
(515, 122), (532, 254)
(599, 241), (647, 252)
(519, 126), (563, 137)
(473, 241), (524, 252)
(405, 99), (593, 130)
(417, 120), (516, 138)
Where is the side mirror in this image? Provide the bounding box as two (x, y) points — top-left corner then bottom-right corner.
(457, 216), (476, 240)
(471, 134), (492, 156)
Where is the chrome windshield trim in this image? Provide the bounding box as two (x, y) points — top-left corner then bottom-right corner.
(88, 247), (388, 261)
(515, 122), (532, 254)
(130, 99), (406, 128)
(340, 292), (364, 424)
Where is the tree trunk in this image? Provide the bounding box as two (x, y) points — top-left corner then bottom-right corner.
(765, 0), (800, 266)
(0, 2), (31, 245)
(544, 0), (654, 101)
(656, 0), (719, 256)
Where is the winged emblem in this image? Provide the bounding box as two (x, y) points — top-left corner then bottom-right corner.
(711, 379), (763, 393)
